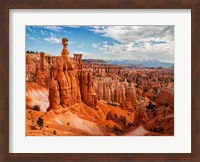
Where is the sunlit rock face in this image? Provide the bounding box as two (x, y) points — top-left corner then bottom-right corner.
(93, 77), (137, 110)
(46, 38), (97, 110)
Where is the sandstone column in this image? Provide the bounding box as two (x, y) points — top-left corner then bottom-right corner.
(61, 38), (69, 59)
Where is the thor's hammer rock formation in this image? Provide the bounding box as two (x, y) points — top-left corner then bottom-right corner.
(47, 38), (97, 111)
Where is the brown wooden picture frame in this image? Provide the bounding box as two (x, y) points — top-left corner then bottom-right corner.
(0, 0), (200, 161)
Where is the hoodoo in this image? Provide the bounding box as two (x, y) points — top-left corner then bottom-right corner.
(61, 38), (69, 59)
(47, 38), (97, 111)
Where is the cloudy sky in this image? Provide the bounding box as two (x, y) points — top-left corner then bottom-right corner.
(26, 25), (174, 63)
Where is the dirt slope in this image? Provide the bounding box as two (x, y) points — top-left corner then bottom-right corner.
(26, 82), (135, 136)
(26, 82), (49, 112)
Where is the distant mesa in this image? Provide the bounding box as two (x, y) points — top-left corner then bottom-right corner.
(106, 59), (174, 68)
(82, 59), (173, 68)
(83, 59), (107, 64)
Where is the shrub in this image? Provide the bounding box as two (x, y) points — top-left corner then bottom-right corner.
(107, 102), (119, 107)
(146, 102), (155, 110)
(33, 105), (40, 111)
(96, 74), (102, 77)
(128, 122), (134, 127)
(113, 125), (123, 135)
(53, 130), (57, 135)
(37, 117), (44, 130)
(153, 127), (164, 132)
(29, 78), (36, 82)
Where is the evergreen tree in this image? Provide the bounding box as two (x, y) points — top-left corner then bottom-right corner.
(37, 117), (44, 130)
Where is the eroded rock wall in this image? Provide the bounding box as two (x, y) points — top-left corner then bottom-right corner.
(93, 77), (137, 110)
(47, 55), (97, 110)
(27, 51), (98, 110)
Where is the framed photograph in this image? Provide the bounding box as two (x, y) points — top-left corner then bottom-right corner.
(1, 0), (200, 161)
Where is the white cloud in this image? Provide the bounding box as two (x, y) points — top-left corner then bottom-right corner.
(28, 37), (43, 43)
(44, 26), (63, 32)
(90, 26), (174, 43)
(29, 37), (36, 41)
(89, 26), (174, 62)
(43, 32), (75, 44)
(44, 37), (61, 44)
(43, 32), (61, 44)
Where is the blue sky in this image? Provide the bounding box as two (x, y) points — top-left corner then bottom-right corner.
(26, 25), (174, 63)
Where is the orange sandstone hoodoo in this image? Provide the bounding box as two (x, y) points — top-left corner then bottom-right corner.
(47, 38), (97, 111)
(61, 38), (69, 59)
